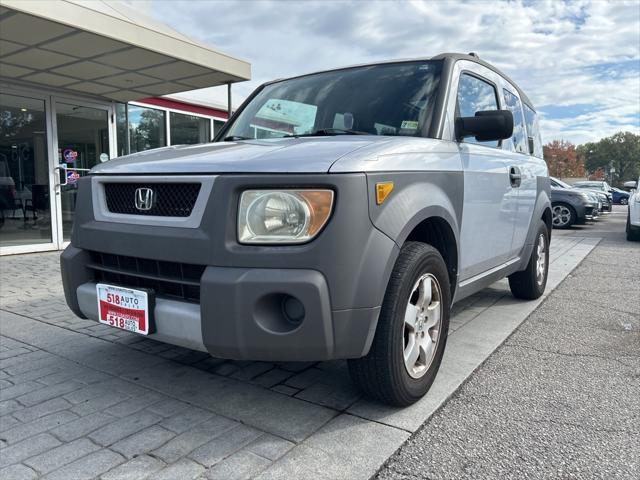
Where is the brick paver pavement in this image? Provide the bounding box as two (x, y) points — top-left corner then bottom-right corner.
(0, 235), (596, 479)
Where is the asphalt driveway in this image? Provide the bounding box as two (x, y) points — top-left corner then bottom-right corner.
(376, 205), (639, 479)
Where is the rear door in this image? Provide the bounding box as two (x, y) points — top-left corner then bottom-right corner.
(450, 63), (517, 280)
(500, 86), (537, 255)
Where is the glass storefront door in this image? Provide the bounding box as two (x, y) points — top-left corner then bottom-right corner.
(54, 101), (110, 242)
(0, 93), (54, 250)
(0, 88), (115, 254)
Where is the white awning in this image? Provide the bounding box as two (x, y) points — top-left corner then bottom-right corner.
(0, 0), (251, 102)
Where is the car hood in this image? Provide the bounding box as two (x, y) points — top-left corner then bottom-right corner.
(581, 189), (609, 199)
(552, 187), (594, 199)
(91, 137), (390, 175)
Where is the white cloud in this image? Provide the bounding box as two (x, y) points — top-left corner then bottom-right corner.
(148, 0), (640, 145)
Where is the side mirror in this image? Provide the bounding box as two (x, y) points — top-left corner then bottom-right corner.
(455, 110), (513, 142)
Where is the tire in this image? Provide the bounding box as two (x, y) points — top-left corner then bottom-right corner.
(348, 242), (451, 407)
(627, 212), (640, 241)
(551, 203), (576, 229)
(508, 221), (549, 300)
(621, 198), (628, 206)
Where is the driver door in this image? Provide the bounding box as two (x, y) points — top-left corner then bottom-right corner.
(451, 64), (517, 281)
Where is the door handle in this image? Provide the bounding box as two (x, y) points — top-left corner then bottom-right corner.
(53, 165), (67, 193)
(54, 166), (91, 189)
(509, 166), (522, 188)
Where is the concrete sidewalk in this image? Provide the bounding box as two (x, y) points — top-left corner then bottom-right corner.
(0, 234), (598, 479)
(377, 206), (639, 479)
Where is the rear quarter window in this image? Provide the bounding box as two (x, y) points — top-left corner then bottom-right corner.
(523, 104), (543, 158)
(503, 89), (527, 154)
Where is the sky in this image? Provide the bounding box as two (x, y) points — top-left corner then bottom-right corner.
(140, 0), (639, 146)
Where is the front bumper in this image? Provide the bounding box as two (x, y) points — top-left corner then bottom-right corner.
(64, 246), (380, 360)
(61, 173), (398, 361)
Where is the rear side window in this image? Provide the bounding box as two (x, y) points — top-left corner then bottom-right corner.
(503, 89), (527, 154)
(523, 104), (543, 158)
(456, 73), (499, 147)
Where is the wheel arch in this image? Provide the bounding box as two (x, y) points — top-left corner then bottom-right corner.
(403, 215), (459, 300)
(518, 182), (552, 270)
(365, 173), (463, 303)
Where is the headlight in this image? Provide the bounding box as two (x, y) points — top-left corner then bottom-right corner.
(238, 189), (334, 244)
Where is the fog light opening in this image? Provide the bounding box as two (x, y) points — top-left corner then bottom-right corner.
(254, 293), (305, 334)
(282, 295), (305, 325)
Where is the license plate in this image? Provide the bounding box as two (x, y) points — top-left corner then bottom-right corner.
(96, 284), (152, 335)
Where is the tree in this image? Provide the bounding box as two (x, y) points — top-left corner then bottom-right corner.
(576, 132), (640, 186)
(543, 140), (585, 178)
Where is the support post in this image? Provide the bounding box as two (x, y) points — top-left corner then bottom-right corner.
(227, 83), (232, 119)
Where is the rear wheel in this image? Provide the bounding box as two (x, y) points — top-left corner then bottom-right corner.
(509, 221), (549, 300)
(348, 242), (450, 406)
(552, 203), (575, 229)
(621, 197), (628, 206)
(627, 211), (640, 241)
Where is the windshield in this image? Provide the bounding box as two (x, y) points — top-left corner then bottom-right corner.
(575, 182), (604, 191)
(221, 61), (443, 140)
(550, 177), (572, 189)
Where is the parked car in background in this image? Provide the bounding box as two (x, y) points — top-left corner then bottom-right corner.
(552, 177), (606, 213)
(611, 187), (630, 205)
(572, 181), (613, 212)
(549, 176), (599, 228)
(627, 178), (640, 241)
(61, 53), (552, 406)
(551, 177), (601, 214)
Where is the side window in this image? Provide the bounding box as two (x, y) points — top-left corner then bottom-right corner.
(523, 104), (543, 158)
(503, 89), (527, 154)
(456, 73), (499, 147)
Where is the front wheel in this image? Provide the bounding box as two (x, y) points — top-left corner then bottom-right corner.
(552, 203), (575, 229)
(508, 221), (549, 300)
(348, 242), (451, 407)
(620, 198), (628, 206)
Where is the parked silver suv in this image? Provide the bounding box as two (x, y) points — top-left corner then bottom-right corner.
(61, 53), (551, 406)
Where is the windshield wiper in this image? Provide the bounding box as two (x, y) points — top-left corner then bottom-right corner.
(284, 128), (371, 138)
(223, 135), (252, 141)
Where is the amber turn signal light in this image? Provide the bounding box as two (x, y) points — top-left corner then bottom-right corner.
(376, 182), (394, 205)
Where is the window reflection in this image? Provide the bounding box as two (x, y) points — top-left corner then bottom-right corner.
(128, 105), (166, 153)
(0, 93), (52, 247)
(503, 89), (527, 154)
(457, 74), (499, 147)
(170, 112), (211, 145)
(524, 104), (543, 158)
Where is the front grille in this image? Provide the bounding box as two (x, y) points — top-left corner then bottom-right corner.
(104, 183), (200, 217)
(88, 251), (205, 303)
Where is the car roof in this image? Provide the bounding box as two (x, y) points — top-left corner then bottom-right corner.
(430, 53), (534, 109)
(263, 52), (535, 111)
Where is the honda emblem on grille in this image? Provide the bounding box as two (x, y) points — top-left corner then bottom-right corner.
(134, 187), (155, 211)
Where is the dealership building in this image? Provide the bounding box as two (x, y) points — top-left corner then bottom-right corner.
(0, 0), (250, 254)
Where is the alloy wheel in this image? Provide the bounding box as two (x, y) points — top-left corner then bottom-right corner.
(552, 205), (571, 227)
(403, 273), (443, 379)
(536, 233), (547, 285)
